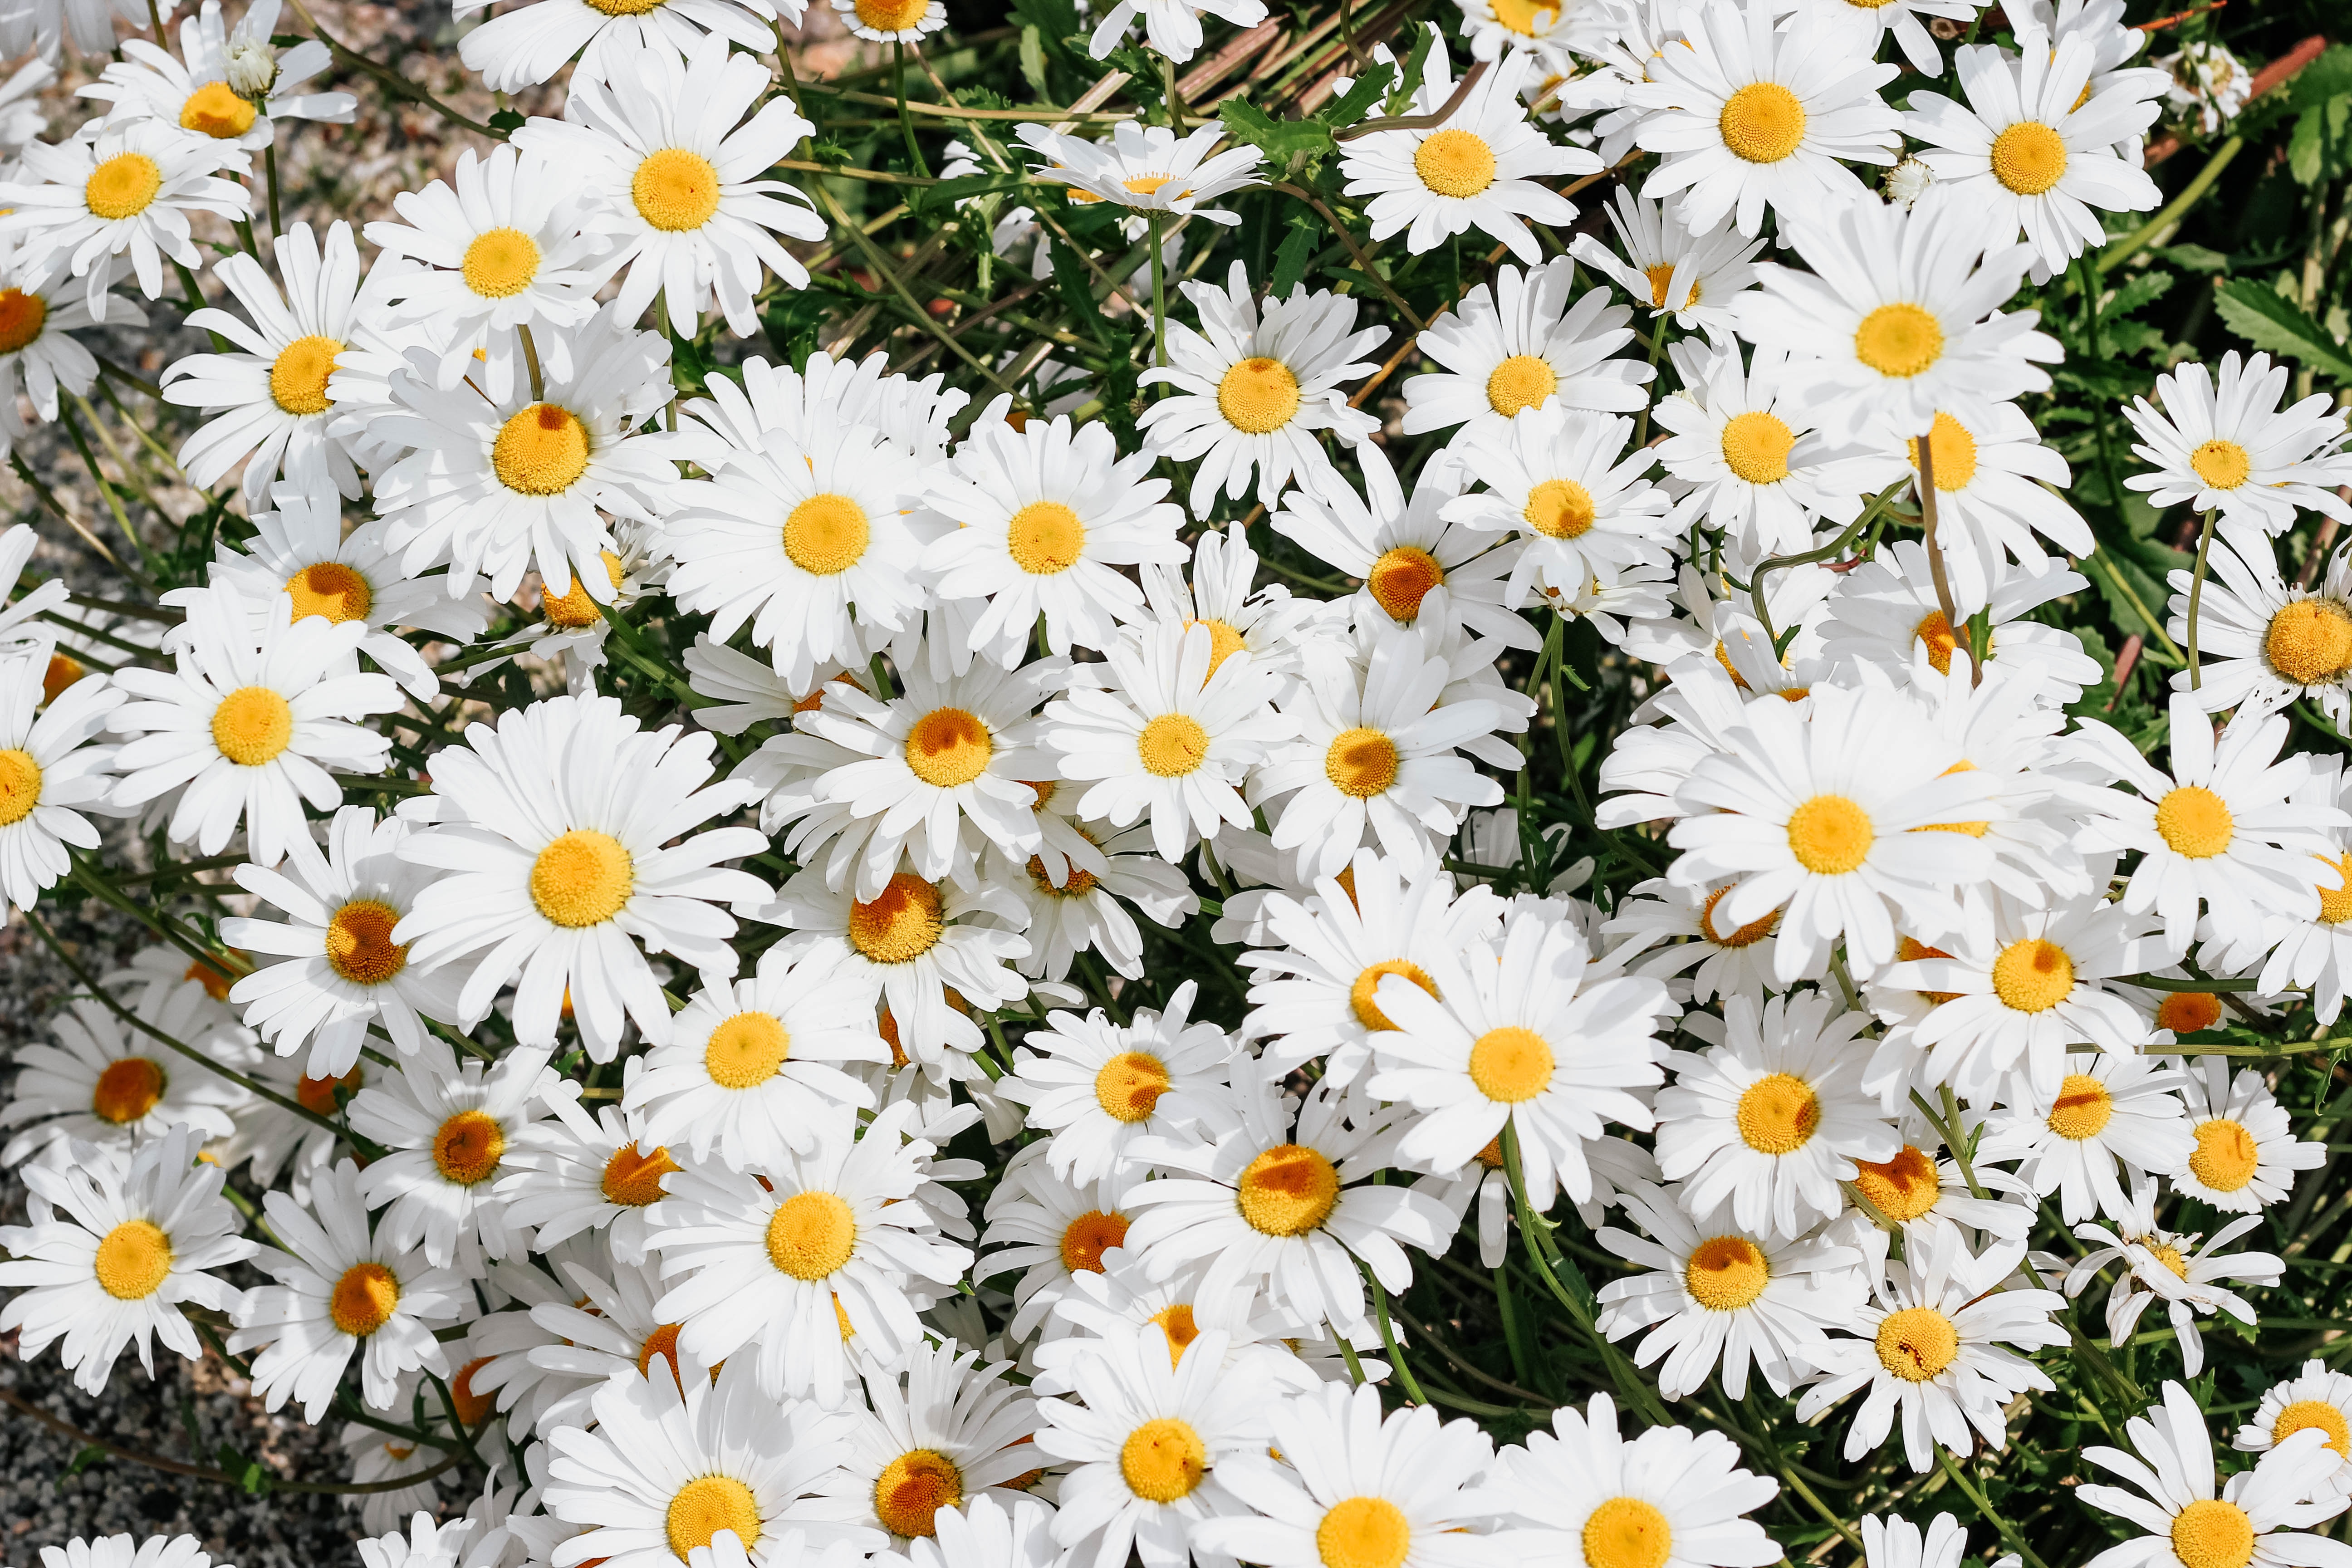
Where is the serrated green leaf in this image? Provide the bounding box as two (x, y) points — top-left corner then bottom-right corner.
(1384, 27), (1435, 117)
(1216, 100), (1333, 162)
(2213, 278), (2352, 380)
(2103, 268), (2174, 318)
(1018, 25), (1048, 97)
(1269, 219), (1320, 298)
(1313, 63), (1395, 130)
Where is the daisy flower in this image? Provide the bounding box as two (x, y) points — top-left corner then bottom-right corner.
(161, 221), (367, 507)
(823, 1339), (1043, 1544)
(494, 1100), (681, 1265)
(649, 1101), (973, 1409)
(999, 982), (1240, 1186)
(1595, 1179), (1867, 1401)
(1086, 0), (1265, 61)
(1602, 877), (1795, 1009)
(1655, 991), (1897, 1239)
(0, 640), (122, 916)
(0, 983), (242, 1163)
(1906, 25), (2166, 278)
(1139, 522), (1322, 691)
(2069, 1179), (2282, 1377)
(906, 1496), (1059, 1568)
(515, 33), (822, 338)
(229, 1160), (464, 1418)
(2122, 351), (2352, 559)
(1571, 187), (1764, 347)
(1982, 1051), (2195, 1225)
(542, 1354), (879, 1568)
(0, 1125), (255, 1394)
(995, 818), (1199, 980)
(1628, 0), (1901, 238)
(34, 1542), (220, 1568)
(345, 1039), (558, 1267)
(1275, 456), (1534, 650)
(372, 304), (676, 605)
(831, 0), (946, 41)
(2171, 1054), (2325, 1212)
(1812, 543), (2105, 701)
(2168, 538), (2352, 725)
(625, 946), (885, 1171)
(1340, 33), (1595, 265)
(1486, 1392), (1782, 1568)
(1032, 1319), (1265, 1568)
(977, 1150), (1146, 1338)
(456, 0), (782, 94)
(1447, 404), (1677, 605)
(1137, 262), (1388, 515)
(1018, 120), (1264, 229)
(108, 579), (401, 867)
(81, 0), (353, 149)
(0, 118), (249, 321)
(1400, 255), (1651, 452)
(921, 413), (1187, 665)
(1793, 0), (1975, 76)
(1122, 1075), (1456, 1335)
(392, 692), (771, 1059)
(2078, 1381), (2349, 1568)
(2236, 1361), (2352, 1500)
(358, 1514), (471, 1568)
(1890, 400), (2092, 608)
(488, 1252), (685, 1437)
(0, 256), (137, 425)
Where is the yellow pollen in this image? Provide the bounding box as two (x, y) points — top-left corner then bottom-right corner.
(2156, 784), (2234, 859)
(1217, 356), (1301, 433)
(1990, 121), (2068, 194)
(530, 829), (634, 927)
(1006, 500), (1085, 574)
(2188, 1118), (2259, 1192)
(93, 1219), (173, 1299)
(1150, 1302), (1201, 1364)
(1349, 958), (1439, 1033)
(492, 403), (589, 496)
(1644, 261), (1678, 309)
(1524, 478), (1597, 539)
(632, 147), (721, 231)
(767, 1189), (857, 1279)
(1874, 1306), (1960, 1382)
(329, 1261), (400, 1336)
(1786, 794), (1873, 875)
(1486, 353), (1558, 418)
(1318, 1497), (1412, 1568)
(705, 1010), (791, 1089)
(43, 652), (86, 704)
(1720, 410), (1795, 484)
(0, 747), (40, 825)
(185, 959), (235, 1002)
(1719, 82), (1807, 162)
(295, 1066), (360, 1117)
(875, 1450), (963, 1538)
(1094, 1051), (1172, 1122)
(1186, 617), (1247, 677)
(449, 1355), (495, 1429)
(461, 226), (541, 299)
(2146, 1240), (2191, 1279)
(904, 706), (993, 788)
(1491, 0), (1560, 34)
(2265, 600), (2352, 686)
(432, 1108), (505, 1186)
(1854, 304), (1945, 378)
(1122, 174), (1175, 196)
(638, 1322), (683, 1381)
(1699, 887), (1778, 948)
(1059, 1209), (1130, 1273)
(782, 493), (872, 576)
(85, 153), (163, 220)
(2190, 439), (2252, 490)
(269, 334), (341, 416)
(181, 81), (257, 138)
(1367, 545), (1446, 621)
(1991, 937), (2074, 1013)
(848, 873), (945, 964)
(1137, 712), (1210, 777)
(1413, 127), (1497, 197)
(1910, 609), (1964, 675)
(2046, 1074), (2114, 1141)
(584, 0), (663, 12)
(855, 0), (933, 28)
(2319, 853), (2352, 924)
(1907, 412), (1978, 490)
(1236, 1143), (1341, 1236)
(1735, 1072), (1821, 1155)
(324, 899), (407, 986)
(285, 560), (370, 624)
(1852, 1146), (1941, 1222)
(1468, 1025), (1555, 1102)
(539, 551), (625, 628)
(1326, 727), (1400, 799)
(2171, 1500), (2256, 1568)
(600, 1142), (680, 1206)
(1026, 853), (1101, 898)
(2156, 991), (2223, 1034)
(666, 1476), (760, 1561)
(211, 686), (293, 766)
(1120, 1418), (1207, 1504)
(1583, 1498), (1671, 1568)
(2274, 1401), (2352, 1460)
(1684, 1234), (1768, 1310)
(0, 287), (45, 353)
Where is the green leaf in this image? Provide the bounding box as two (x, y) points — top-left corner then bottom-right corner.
(59, 1445), (108, 1485)
(1018, 25), (1049, 98)
(1313, 63), (1395, 129)
(1217, 100), (1333, 162)
(487, 107), (524, 135)
(2103, 268), (2174, 319)
(1383, 26), (1435, 117)
(2213, 278), (2352, 380)
(1270, 217), (1320, 297)
(2155, 242), (2230, 274)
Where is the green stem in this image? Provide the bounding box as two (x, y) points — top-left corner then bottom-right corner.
(1149, 211), (1168, 373)
(2186, 508), (2216, 690)
(1936, 1448), (2054, 1568)
(518, 323), (546, 404)
(1359, 1259), (1428, 1406)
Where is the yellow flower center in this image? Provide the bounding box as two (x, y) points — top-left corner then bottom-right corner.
(1524, 478), (1596, 539)
(269, 333), (341, 416)
(2156, 784), (2234, 858)
(1735, 1072), (1820, 1155)
(705, 1010), (791, 1089)
(0, 287), (46, 353)
(1468, 1025), (1554, 1102)
(461, 226), (541, 299)
(1137, 712), (1210, 777)
(599, 1141), (680, 1206)
(539, 551), (626, 628)
(530, 829), (634, 927)
(2171, 1500), (2256, 1568)
(86, 152), (163, 220)
(211, 686), (293, 766)
(1583, 1498), (1671, 1568)
(1120, 1417), (1207, 1504)
(2274, 1400), (2352, 1460)
(41, 652), (82, 704)
(324, 899), (408, 986)
(492, 403), (590, 496)
(1325, 727), (1400, 799)
(1413, 127), (1497, 197)
(1059, 1209), (1131, 1273)
(1367, 544), (1446, 621)
(1318, 1497), (1412, 1568)
(766, 1189), (857, 1279)
(1874, 1305), (1960, 1382)
(295, 1066), (360, 1117)
(632, 147), (721, 232)
(1149, 1301), (1200, 1364)
(329, 1261), (400, 1336)
(92, 1057), (165, 1123)
(848, 872), (945, 964)
(666, 1475), (761, 1561)
(0, 747), (41, 825)
(1094, 1051), (1171, 1122)
(1904, 611), (1962, 676)
(1491, 0), (1560, 35)
(1991, 937), (2074, 1013)
(1852, 1145), (1942, 1221)
(1006, 500), (1085, 574)
(1720, 410), (1795, 484)
(1907, 412), (1977, 490)
(1786, 794), (1873, 875)
(2156, 991), (2223, 1034)
(904, 705), (993, 788)
(2190, 439), (2252, 490)
(1027, 853), (1100, 898)
(1121, 174), (1175, 197)
(1718, 82), (1807, 163)
(432, 1108), (505, 1186)
(2189, 1117), (2259, 1192)
(1684, 1234), (1768, 1310)
(856, 0), (933, 29)
(284, 559), (371, 624)
(1643, 261), (1678, 308)
(1236, 1143), (1341, 1236)
(1990, 121), (2068, 194)
(2265, 599), (2352, 686)
(1186, 617), (1246, 677)
(1217, 356), (1301, 433)
(638, 1322), (684, 1380)
(2046, 1073), (2114, 1141)
(181, 80), (258, 138)
(2319, 853), (2352, 924)
(1349, 959), (1438, 1032)
(1854, 304), (1945, 378)
(1699, 887), (1778, 948)
(875, 1450), (963, 1539)
(781, 492), (872, 576)
(94, 1219), (173, 1299)
(1485, 353), (1558, 418)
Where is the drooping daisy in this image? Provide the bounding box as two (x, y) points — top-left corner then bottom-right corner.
(35, 1540), (221, 1568)
(0, 1124), (255, 1394)
(1981, 1052), (2195, 1225)
(0, 118), (249, 321)
(0, 983), (242, 1164)
(392, 692), (771, 1058)
(108, 579), (402, 867)
(345, 1039), (558, 1267)
(0, 640), (122, 917)
(1401, 256), (1652, 452)
(998, 982), (1240, 1186)
(2236, 1361), (2352, 1500)
(1137, 262), (1387, 515)
(1570, 188), (1764, 346)
(2068, 1178), (2282, 1377)
(2078, 1381), (2348, 1568)
(822, 1339), (1043, 1545)
(229, 1159), (464, 1418)
(1017, 120), (1265, 229)
(2122, 351), (2352, 559)
(667, 348), (969, 474)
